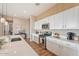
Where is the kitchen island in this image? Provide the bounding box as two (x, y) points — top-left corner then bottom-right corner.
(0, 35), (38, 56)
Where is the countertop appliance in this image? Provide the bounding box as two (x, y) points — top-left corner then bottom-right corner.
(67, 32), (75, 40)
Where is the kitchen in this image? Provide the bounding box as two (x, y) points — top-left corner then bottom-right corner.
(31, 3), (79, 56)
(0, 3), (79, 56)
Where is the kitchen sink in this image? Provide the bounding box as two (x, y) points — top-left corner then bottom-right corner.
(11, 38), (21, 42)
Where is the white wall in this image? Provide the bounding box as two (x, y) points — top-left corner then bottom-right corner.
(25, 19), (30, 38)
(30, 16), (36, 40)
(13, 18), (30, 38)
(30, 16), (35, 34)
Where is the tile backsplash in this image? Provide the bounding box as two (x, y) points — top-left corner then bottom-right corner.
(51, 29), (79, 36)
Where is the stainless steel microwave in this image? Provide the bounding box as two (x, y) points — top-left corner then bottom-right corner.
(42, 23), (49, 29)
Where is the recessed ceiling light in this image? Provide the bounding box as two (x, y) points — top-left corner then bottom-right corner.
(14, 14), (16, 16)
(24, 10), (26, 13)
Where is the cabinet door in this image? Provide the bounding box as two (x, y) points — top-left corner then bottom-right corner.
(49, 15), (55, 29)
(34, 21), (41, 30)
(61, 45), (77, 56)
(54, 13), (64, 29)
(61, 41), (77, 56)
(35, 17), (49, 30)
(31, 34), (39, 43)
(63, 6), (79, 29)
(33, 35), (39, 43)
(76, 44), (79, 56)
(47, 38), (61, 55)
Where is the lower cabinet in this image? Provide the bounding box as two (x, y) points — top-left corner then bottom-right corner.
(31, 34), (39, 43)
(34, 36), (39, 43)
(61, 45), (77, 56)
(76, 45), (79, 56)
(47, 39), (61, 55)
(47, 37), (77, 56)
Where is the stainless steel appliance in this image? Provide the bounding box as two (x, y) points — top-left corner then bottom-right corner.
(42, 23), (49, 29)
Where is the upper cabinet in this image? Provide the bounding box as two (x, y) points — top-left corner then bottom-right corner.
(49, 12), (64, 29)
(63, 6), (79, 29)
(35, 6), (79, 30)
(34, 21), (41, 30)
(49, 15), (55, 29)
(50, 6), (79, 29)
(34, 17), (49, 30)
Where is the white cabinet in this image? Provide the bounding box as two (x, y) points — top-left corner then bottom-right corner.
(54, 13), (64, 29)
(34, 21), (41, 30)
(61, 45), (77, 56)
(35, 6), (79, 29)
(33, 35), (39, 43)
(31, 34), (39, 43)
(63, 6), (79, 29)
(49, 12), (64, 29)
(49, 10), (64, 29)
(61, 41), (77, 56)
(47, 39), (61, 55)
(49, 6), (79, 29)
(47, 37), (77, 56)
(76, 45), (79, 56)
(49, 15), (55, 29)
(34, 17), (49, 30)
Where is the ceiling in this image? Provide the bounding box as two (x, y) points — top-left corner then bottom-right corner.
(0, 3), (56, 19)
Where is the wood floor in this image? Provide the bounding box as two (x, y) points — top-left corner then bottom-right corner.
(25, 39), (56, 56)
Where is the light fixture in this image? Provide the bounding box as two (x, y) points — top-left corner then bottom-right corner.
(14, 14), (16, 16)
(0, 17), (6, 23)
(5, 21), (8, 26)
(24, 10), (26, 13)
(0, 3), (6, 23)
(5, 3), (8, 26)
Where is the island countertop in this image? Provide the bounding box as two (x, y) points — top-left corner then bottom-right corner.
(0, 35), (38, 56)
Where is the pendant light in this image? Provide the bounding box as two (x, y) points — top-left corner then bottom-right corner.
(5, 3), (8, 26)
(5, 21), (8, 25)
(0, 3), (6, 23)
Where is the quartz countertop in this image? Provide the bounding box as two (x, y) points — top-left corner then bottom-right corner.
(0, 35), (38, 56)
(31, 33), (79, 45)
(47, 36), (79, 46)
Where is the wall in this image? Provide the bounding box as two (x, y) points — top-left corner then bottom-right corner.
(30, 16), (36, 33)
(26, 19), (30, 38)
(30, 16), (36, 40)
(13, 18), (30, 38)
